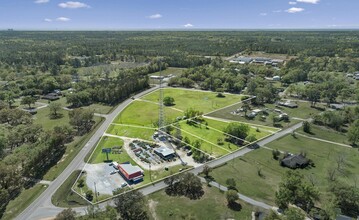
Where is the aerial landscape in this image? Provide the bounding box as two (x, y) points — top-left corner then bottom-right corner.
(0, 0), (359, 220)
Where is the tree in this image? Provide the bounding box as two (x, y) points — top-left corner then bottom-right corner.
(275, 170), (319, 212)
(178, 172), (204, 200)
(284, 207), (305, 220)
(305, 84), (321, 107)
(245, 134), (257, 143)
(226, 190), (239, 206)
(329, 182), (359, 217)
(226, 178), (237, 191)
(303, 121), (311, 133)
(4, 92), (15, 108)
(21, 96), (36, 109)
(163, 96), (175, 106)
(49, 102), (62, 119)
(348, 119), (359, 145)
(202, 165), (212, 177)
(223, 123), (250, 145)
(69, 108), (94, 135)
(272, 149), (281, 160)
(114, 191), (148, 220)
(265, 210), (282, 220)
(55, 208), (76, 220)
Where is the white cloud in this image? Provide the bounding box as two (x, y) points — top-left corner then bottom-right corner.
(44, 18), (52, 22)
(286, 7), (305, 13)
(58, 1), (90, 9)
(297, 0), (320, 4)
(289, 1), (297, 5)
(34, 0), (49, 3)
(148, 14), (162, 19)
(183, 23), (194, 28)
(56, 17), (71, 21)
(260, 13), (267, 16)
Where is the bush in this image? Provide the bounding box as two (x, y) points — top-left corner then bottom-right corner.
(303, 121), (311, 133)
(272, 149), (281, 160)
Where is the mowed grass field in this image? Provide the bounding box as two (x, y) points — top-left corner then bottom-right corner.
(175, 118), (273, 157)
(113, 100), (183, 127)
(209, 134), (359, 206)
(34, 107), (70, 131)
(107, 124), (156, 141)
(141, 88), (244, 114)
(296, 124), (350, 145)
(206, 101), (324, 128)
(146, 186), (254, 220)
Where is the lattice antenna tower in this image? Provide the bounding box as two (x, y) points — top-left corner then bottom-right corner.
(158, 59), (165, 131)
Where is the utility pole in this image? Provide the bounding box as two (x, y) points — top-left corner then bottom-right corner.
(94, 182), (98, 203)
(158, 58), (165, 132)
(149, 163), (152, 182)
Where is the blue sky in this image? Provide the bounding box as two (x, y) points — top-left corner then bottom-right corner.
(0, 0), (358, 30)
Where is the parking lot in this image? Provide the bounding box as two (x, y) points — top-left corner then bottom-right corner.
(84, 163), (127, 195)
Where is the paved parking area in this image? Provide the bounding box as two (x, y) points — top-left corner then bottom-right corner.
(84, 163), (126, 195)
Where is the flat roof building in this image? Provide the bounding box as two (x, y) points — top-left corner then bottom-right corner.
(118, 163), (144, 183)
(154, 146), (175, 160)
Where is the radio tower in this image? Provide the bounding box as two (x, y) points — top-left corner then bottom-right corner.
(158, 59), (165, 132)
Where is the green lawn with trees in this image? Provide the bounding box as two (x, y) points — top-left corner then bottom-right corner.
(209, 134), (359, 208)
(141, 88), (244, 114)
(297, 124), (350, 145)
(146, 186), (254, 220)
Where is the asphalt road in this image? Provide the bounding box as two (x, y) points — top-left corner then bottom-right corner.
(17, 85), (304, 220)
(16, 85), (159, 220)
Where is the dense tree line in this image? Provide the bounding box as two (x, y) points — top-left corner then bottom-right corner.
(0, 105), (94, 218)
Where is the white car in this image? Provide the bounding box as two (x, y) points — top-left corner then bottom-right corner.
(121, 182), (128, 187)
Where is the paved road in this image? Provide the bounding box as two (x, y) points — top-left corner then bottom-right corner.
(16, 86), (159, 220)
(17, 87), (304, 219)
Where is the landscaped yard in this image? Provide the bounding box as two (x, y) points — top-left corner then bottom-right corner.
(209, 134), (359, 206)
(2, 184), (48, 220)
(146, 186), (255, 220)
(106, 124), (156, 141)
(141, 88), (244, 114)
(113, 100), (183, 127)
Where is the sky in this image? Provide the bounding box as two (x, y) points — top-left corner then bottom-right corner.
(0, 0), (358, 30)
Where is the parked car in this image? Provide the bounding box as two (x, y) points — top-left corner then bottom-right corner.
(121, 182), (128, 187)
(110, 171), (117, 175)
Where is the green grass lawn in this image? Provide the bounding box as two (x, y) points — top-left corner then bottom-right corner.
(106, 124), (156, 141)
(81, 103), (114, 114)
(88, 136), (128, 164)
(206, 101), (310, 128)
(52, 170), (89, 207)
(265, 102), (326, 119)
(150, 67), (187, 77)
(296, 124), (350, 145)
(146, 186), (254, 220)
(37, 96), (68, 107)
(2, 184), (47, 220)
(209, 134), (359, 206)
(113, 100), (183, 127)
(43, 116), (104, 181)
(141, 88), (243, 114)
(33, 107), (70, 131)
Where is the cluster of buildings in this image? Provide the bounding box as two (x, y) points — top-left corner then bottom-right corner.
(230, 56), (284, 66)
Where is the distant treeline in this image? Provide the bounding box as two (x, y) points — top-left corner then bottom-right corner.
(1, 31), (359, 71)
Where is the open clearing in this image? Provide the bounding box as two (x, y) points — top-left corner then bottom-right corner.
(141, 88), (244, 114)
(146, 186), (254, 220)
(209, 134), (359, 206)
(106, 124), (156, 141)
(113, 100), (183, 127)
(296, 124), (350, 145)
